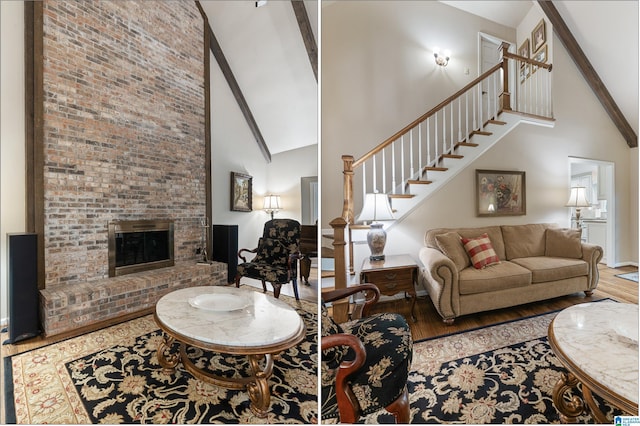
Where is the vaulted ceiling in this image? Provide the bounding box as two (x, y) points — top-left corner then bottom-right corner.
(199, 1), (318, 157)
(200, 1), (637, 155)
(443, 1), (638, 138)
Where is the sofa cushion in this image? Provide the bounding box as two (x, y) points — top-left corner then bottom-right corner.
(545, 228), (583, 259)
(459, 261), (531, 295)
(426, 226), (506, 260)
(461, 233), (501, 269)
(511, 256), (589, 283)
(502, 223), (553, 260)
(435, 232), (470, 271)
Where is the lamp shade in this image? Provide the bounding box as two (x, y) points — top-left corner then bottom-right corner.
(263, 194), (282, 211)
(356, 193), (394, 223)
(565, 187), (590, 208)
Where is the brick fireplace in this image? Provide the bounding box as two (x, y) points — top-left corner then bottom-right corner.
(36, 1), (225, 336)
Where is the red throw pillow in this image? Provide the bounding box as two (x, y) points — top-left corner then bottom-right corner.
(461, 233), (501, 269)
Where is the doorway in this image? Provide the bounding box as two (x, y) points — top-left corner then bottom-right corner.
(301, 176), (318, 225)
(569, 157), (615, 266)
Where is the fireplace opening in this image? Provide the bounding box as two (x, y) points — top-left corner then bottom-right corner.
(108, 220), (174, 277)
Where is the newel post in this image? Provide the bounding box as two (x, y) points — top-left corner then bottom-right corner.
(341, 155), (354, 223)
(499, 42), (512, 111)
(330, 216), (349, 323)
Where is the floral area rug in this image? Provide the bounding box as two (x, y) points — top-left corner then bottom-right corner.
(356, 310), (621, 424)
(6, 290), (317, 424)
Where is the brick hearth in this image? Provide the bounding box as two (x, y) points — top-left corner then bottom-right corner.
(40, 261), (226, 336)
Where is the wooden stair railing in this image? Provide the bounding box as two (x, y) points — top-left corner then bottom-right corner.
(340, 43), (553, 275)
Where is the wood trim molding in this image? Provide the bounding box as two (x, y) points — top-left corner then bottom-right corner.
(538, 0), (637, 148)
(195, 2), (213, 258)
(25, 2), (46, 289)
(197, 2), (272, 162)
(291, 0), (317, 82)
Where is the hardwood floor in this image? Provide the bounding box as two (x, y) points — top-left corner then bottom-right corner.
(368, 264), (638, 342)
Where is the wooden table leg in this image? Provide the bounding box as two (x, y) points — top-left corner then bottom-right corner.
(553, 372), (585, 423)
(247, 354), (274, 418)
(157, 334), (180, 374)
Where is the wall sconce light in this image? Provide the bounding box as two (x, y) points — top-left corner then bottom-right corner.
(565, 187), (590, 228)
(263, 194), (281, 220)
(255, 0), (268, 7)
(434, 48), (451, 67)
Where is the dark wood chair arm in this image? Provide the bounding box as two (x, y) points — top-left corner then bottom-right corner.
(322, 284), (380, 318)
(237, 247), (257, 263)
(321, 333), (366, 423)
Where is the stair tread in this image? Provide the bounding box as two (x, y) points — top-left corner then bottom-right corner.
(407, 179), (433, 185)
(441, 154), (464, 159)
(424, 166), (448, 171)
(388, 194), (415, 199)
(471, 130), (493, 136)
(456, 142), (479, 147)
(488, 119), (507, 125)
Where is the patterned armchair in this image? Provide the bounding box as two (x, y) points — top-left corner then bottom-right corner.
(235, 219), (301, 300)
(321, 284), (413, 423)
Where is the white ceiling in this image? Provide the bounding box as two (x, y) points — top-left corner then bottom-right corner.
(200, 1), (318, 156)
(441, 0), (638, 136)
(200, 1), (637, 156)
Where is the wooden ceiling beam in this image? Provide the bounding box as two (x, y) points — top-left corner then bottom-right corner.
(291, 0), (317, 82)
(538, 0), (637, 148)
(196, 2), (272, 162)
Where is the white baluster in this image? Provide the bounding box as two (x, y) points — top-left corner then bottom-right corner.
(372, 154), (377, 193)
(458, 97), (462, 144)
(362, 162), (366, 202)
(465, 91), (469, 143)
(418, 122), (422, 176)
(434, 111), (439, 161)
(382, 148), (386, 194)
(472, 86), (477, 130)
(450, 102), (454, 152)
(401, 136), (405, 193)
(391, 143), (395, 194)
(409, 130), (414, 179)
(426, 117), (431, 167)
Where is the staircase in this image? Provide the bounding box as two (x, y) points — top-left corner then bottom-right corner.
(339, 43), (555, 274)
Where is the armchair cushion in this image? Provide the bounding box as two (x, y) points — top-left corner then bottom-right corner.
(321, 312), (413, 419)
(320, 304), (347, 371)
(236, 238), (291, 283)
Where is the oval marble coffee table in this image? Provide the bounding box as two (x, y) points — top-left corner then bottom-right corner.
(154, 286), (305, 417)
(548, 301), (638, 423)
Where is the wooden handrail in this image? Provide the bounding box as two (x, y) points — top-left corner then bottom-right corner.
(352, 62), (503, 168)
(352, 52), (553, 168)
(503, 51), (553, 71)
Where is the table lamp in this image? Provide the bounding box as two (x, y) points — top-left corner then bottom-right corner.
(356, 193), (395, 261)
(263, 194), (281, 220)
(565, 187), (590, 228)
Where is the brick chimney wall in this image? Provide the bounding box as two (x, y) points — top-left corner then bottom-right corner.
(42, 0), (206, 287)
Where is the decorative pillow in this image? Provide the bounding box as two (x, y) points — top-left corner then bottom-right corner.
(461, 233), (501, 269)
(545, 228), (583, 259)
(435, 232), (470, 271)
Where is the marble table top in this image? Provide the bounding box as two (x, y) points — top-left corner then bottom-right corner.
(550, 301), (639, 404)
(155, 286), (304, 349)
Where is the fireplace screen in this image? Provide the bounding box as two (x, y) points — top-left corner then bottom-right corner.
(108, 220), (174, 277)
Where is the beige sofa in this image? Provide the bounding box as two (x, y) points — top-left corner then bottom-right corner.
(418, 223), (603, 324)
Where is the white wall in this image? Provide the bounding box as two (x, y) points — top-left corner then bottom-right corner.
(322, 1), (638, 271)
(1, 2), (26, 326)
(210, 51), (318, 252)
(321, 0), (516, 228)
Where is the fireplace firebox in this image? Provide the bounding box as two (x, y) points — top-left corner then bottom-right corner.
(108, 220), (175, 277)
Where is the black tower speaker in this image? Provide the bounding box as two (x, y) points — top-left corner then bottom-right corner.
(4, 233), (40, 345)
(212, 225), (238, 284)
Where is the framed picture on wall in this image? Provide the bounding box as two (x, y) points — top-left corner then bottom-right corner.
(230, 172), (252, 212)
(532, 45), (547, 73)
(476, 169), (526, 217)
(532, 19), (546, 53)
(518, 39), (530, 65)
